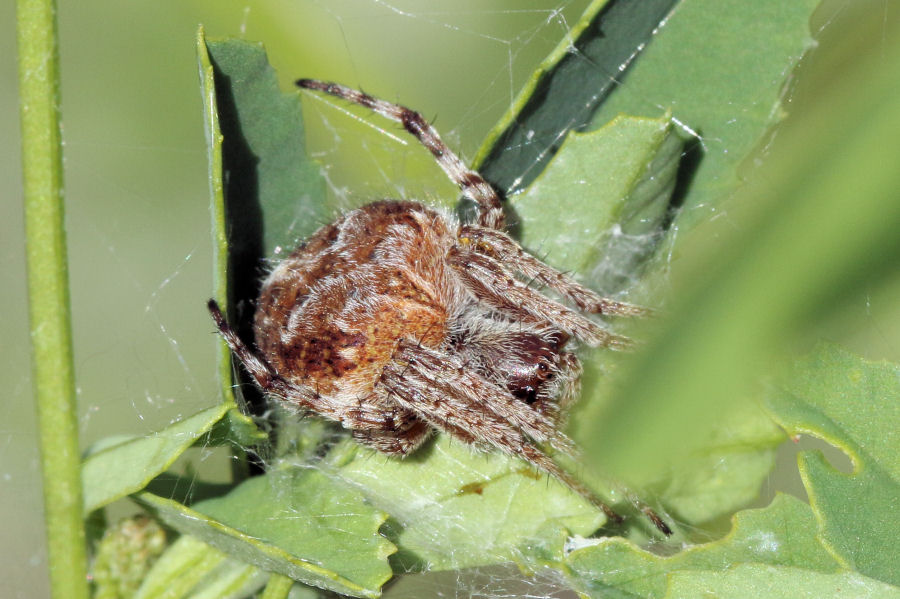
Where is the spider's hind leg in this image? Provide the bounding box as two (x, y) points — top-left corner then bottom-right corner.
(296, 79), (505, 230)
(207, 299), (322, 411)
(207, 299), (278, 391)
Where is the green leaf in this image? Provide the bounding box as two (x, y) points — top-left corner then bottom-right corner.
(663, 565), (900, 599)
(765, 344), (900, 586)
(201, 407), (269, 448)
(328, 436), (606, 571)
(134, 534), (266, 599)
(135, 535), (226, 599)
(203, 35), (328, 258)
(563, 494), (840, 598)
(473, 0), (679, 195)
(581, 2), (900, 494)
(198, 28), (328, 430)
(589, 0), (820, 232)
(634, 401), (784, 527)
(137, 468), (395, 598)
(195, 29), (272, 456)
(81, 404), (228, 514)
(513, 114), (680, 291)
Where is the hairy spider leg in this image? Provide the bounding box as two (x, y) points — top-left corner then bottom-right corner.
(392, 338), (673, 535)
(296, 79), (505, 230)
(380, 339), (625, 526)
(397, 338), (576, 455)
(447, 248), (633, 349)
(459, 225), (651, 317)
(208, 299), (280, 391)
(212, 298), (671, 534)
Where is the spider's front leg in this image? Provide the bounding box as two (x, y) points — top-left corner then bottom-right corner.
(378, 338), (623, 525)
(459, 225), (651, 317)
(447, 248), (633, 349)
(296, 79), (505, 230)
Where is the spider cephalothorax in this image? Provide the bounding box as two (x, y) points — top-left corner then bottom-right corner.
(208, 79), (670, 535)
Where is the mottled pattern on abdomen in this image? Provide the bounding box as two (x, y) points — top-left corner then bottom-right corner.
(254, 201), (457, 398)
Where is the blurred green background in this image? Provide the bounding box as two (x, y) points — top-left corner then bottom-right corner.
(4, 1), (899, 597)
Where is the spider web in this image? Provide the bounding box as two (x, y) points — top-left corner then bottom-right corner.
(4, 1), (896, 598)
(236, 4), (632, 596)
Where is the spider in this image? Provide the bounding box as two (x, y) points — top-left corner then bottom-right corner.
(208, 78), (671, 536)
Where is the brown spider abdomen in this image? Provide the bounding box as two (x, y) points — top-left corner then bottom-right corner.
(254, 201), (456, 398)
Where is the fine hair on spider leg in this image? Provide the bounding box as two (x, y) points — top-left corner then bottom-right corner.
(207, 78), (672, 536)
(296, 78), (505, 230)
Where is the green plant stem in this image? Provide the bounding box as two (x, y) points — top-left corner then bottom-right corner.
(260, 574), (294, 599)
(17, 0), (89, 598)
